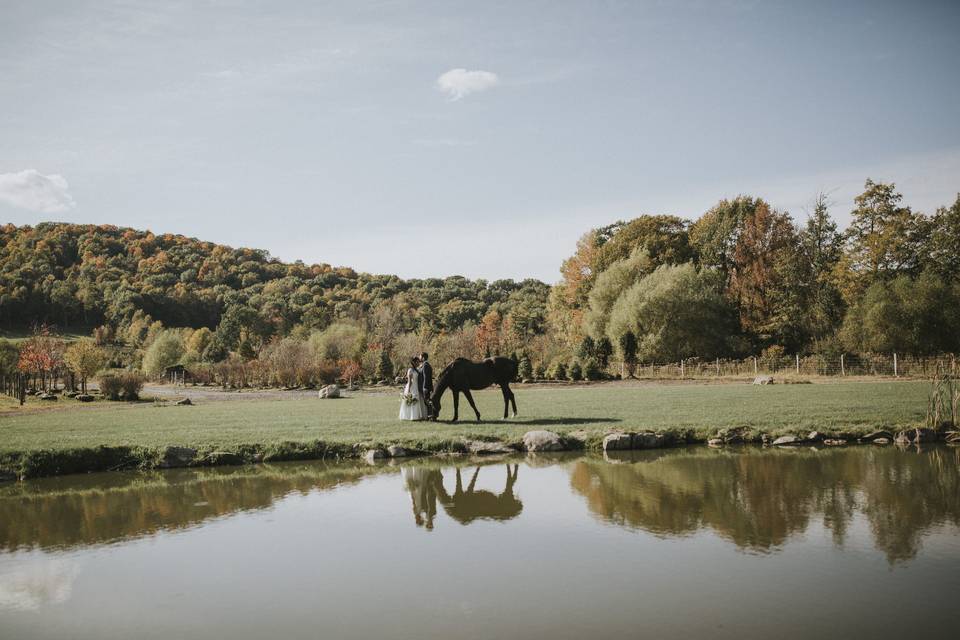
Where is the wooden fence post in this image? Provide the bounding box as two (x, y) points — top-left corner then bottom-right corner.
(893, 353), (898, 377)
(840, 354), (845, 377)
(753, 357), (757, 375)
(680, 359), (685, 377)
(795, 354), (800, 375)
(716, 357), (720, 376)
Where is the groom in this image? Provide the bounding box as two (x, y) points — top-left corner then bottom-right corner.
(418, 352), (434, 419)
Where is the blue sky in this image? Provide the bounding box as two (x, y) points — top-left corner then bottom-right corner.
(1, 0), (958, 282)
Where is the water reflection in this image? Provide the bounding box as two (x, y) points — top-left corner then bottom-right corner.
(569, 446), (960, 563)
(404, 464), (522, 530)
(1, 447), (958, 565)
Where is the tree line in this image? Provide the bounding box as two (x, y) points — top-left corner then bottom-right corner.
(1, 178), (957, 387)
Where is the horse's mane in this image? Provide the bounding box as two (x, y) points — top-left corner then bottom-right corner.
(433, 359), (460, 396)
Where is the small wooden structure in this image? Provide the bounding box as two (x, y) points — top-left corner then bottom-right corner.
(165, 364), (190, 386)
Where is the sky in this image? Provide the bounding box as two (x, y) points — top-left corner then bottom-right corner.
(1, 0), (959, 283)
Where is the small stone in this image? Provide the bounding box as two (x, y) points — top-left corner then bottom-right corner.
(823, 438), (846, 446)
(753, 375), (774, 385)
(872, 437), (891, 445)
(175, 398), (193, 406)
(861, 430), (894, 442)
(708, 438), (724, 447)
(38, 393), (57, 401)
(387, 445), (408, 457)
(806, 431), (824, 442)
(772, 435), (802, 446)
(603, 433), (634, 452)
(75, 394), (95, 402)
(522, 430), (566, 452)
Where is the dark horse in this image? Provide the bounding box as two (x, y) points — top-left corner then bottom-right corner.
(430, 357), (518, 422)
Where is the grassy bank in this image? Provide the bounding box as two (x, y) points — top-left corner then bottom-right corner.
(0, 380), (931, 478)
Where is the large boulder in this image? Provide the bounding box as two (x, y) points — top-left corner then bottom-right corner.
(753, 375), (774, 385)
(364, 448), (387, 463)
(468, 441), (515, 455)
(158, 446), (197, 468)
(522, 430), (566, 452)
(319, 385), (341, 399)
(603, 433), (633, 452)
(204, 451), (243, 466)
(632, 432), (667, 449)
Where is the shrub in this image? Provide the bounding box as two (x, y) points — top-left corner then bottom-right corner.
(533, 362), (546, 380)
(98, 372), (123, 400)
(583, 358), (602, 381)
(547, 359), (567, 381)
(568, 360), (583, 381)
(120, 372), (145, 400)
(517, 355), (533, 381)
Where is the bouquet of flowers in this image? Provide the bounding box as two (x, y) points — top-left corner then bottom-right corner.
(400, 392), (419, 406)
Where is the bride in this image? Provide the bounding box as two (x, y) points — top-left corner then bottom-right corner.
(399, 356), (428, 421)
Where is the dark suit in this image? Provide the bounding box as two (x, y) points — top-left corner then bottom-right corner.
(419, 361), (434, 416)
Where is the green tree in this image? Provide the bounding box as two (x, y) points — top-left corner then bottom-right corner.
(607, 264), (737, 362)
(63, 339), (107, 393)
(927, 193), (960, 279)
(618, 331), (638, 376)
(798, 194), (845, 344)
(0, 339), (19, 377)
(583, 248), (651, 339)
(595, 337), (613, 369)
(517, 354), (533, 381)
(844, 180), (926, 294)
(375, 348), (393, 380)
(143, 330), (186, 378)
(840, 273), (960, 355)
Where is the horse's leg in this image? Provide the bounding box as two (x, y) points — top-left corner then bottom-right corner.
(508, 384), (518, 417)
(467, 467), (480, 493)
(462, 389), (481, 421)
(452, 390), (460, 422)
(500, 384), (510, 419)
(455, 468), (463, 495)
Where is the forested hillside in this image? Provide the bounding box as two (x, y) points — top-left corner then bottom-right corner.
(0, 223), (549, 339)
(1, 178), (958, 390)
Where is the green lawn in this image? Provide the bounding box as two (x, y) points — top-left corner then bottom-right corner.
(0, 380), (930, 454)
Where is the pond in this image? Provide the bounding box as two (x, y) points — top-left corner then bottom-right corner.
(1, 445), (959, 639)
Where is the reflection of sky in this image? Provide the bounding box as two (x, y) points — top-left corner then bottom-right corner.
(1, 458), (959, 639)
(0, 553), (80, 611)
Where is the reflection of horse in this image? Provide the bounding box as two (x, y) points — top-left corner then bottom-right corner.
(402, 464), (522, 529)
(430, 357), (518, 422)
(437, 465), (522, 525)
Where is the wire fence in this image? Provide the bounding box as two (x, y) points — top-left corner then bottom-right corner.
(624, 353), (958, 380)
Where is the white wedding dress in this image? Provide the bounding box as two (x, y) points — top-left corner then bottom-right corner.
(398, 367), (427, 421)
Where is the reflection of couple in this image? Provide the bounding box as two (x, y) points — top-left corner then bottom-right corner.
(398, 352), (433, 421)
(402, 464), (522, 530)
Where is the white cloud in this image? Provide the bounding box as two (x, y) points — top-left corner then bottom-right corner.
(0, 169), (76, 213)
(436, 68), (500, 101)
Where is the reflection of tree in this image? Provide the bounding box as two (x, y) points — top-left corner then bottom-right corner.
(402, 464), (523, 529)
(0, 462), (380, 551)
(570, 446), (960, 563)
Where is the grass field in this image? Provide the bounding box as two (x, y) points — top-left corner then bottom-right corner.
(0, 380), (930, 455)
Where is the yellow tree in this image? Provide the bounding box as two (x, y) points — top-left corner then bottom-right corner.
(64, 339), (107, 393)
